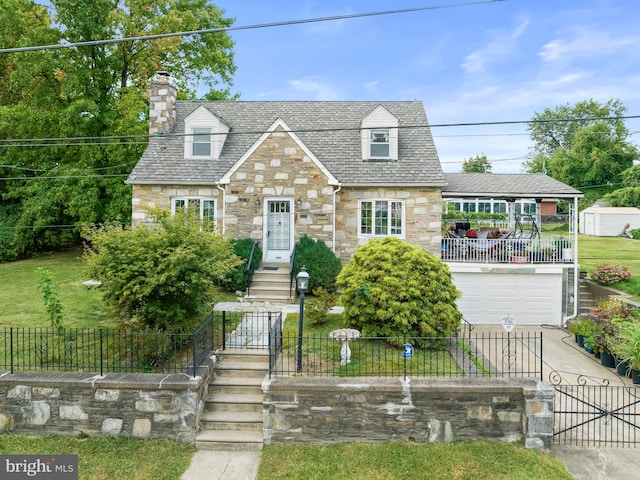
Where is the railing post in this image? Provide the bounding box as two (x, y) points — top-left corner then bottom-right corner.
(222, 311), (226, 350)
(99, 329), (103, 376)
(10, 327), (14, 374)
(540, 331), (543, 381)
(192, 328), (197, 378)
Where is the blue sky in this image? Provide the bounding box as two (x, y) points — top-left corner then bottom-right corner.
(213, 0), (640, 174)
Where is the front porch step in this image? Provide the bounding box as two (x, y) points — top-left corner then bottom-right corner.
(195, 430), (264, 451)
(200, 411), (263, 431)
(247, 263), (293, 302)
(196, 349), (268, 450)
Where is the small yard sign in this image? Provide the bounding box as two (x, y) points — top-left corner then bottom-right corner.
(402, 344), (414, 359)
(502, 315), (516, 333)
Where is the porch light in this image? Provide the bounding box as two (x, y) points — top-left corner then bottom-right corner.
(254, 199), (260, 207)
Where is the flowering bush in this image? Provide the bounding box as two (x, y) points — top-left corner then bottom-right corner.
(593, 264), (632, 286)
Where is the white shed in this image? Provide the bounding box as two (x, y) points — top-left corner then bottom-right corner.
(579, 206), (640, 236)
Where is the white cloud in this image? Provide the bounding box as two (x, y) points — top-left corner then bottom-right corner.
(462, 17), (530, 73)
(288, 78), (343, 100)
(539, 27), (639, 63)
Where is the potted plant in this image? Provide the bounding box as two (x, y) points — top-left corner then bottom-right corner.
(592, 320), (617, 368)
(611, 321), (640, 383)
(568, 317), (596, 348)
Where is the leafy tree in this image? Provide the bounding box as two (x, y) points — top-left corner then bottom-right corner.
(462, 154), (492, 173)
(336, 237), (462, 346)
(83, 208), (242, 331)
(0, 0), (236, 259)
(522, 100), (638, 188)
(602, 164), (640, 207)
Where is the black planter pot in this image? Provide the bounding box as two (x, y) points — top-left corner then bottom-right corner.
(601, 351), (616, 368)
(616, 357), (631, 377)
(632, 369), (640, 385)
(577, 335), (585, 348)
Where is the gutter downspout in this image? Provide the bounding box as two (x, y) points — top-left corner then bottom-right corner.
(332, 184), (342, 254)
(563, 196), (580, 327)
(216, 184), (226, 234)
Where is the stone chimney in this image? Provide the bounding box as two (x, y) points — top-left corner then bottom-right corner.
(149, 71), (177, 135)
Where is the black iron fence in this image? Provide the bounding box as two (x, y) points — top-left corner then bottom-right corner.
(0, 314), (218, 377)
(268, 330), (543, 380)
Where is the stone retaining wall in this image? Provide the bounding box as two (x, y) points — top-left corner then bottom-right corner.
(0, 359), (213, 442)
(263, 377), (554, 450)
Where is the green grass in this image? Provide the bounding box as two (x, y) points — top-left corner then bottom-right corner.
(0, 250), (109, 328)
(577, 234), (640, 297)
(0, 249), (239, 329)
(257, 441), (573, 480)
(280, 314), (461, 377)
(0, 434), (195, 480)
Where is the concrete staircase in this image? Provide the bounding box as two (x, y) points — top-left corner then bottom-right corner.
(569, 269), (596, 316)
(245, 262), (292, 303)
(196, 349), (268, 451)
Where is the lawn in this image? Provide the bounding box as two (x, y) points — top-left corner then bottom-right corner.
(0, 249), (238, 329)
(577, 234), (640, 297)
(257, 441), (573, 480)
(0, 434), (195, 480)
(0, 250), (109, 329)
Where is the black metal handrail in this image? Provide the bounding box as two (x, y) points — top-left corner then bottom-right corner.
(289, 243), (298, 299)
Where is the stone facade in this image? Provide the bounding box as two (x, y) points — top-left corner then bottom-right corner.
(131, 127), (444, 263)
(263, 377), (554, 450)
(335, 186), (443, 262)
(0, 366), (212, 442)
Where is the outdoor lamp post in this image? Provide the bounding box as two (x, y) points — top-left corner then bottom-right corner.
(296, 266), (309, 373)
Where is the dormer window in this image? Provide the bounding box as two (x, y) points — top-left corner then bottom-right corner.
(192, 128), (212, 157)
(370, 129), (390, 158)
(184, 106), (229, 159)
(361, 106), (398, 160)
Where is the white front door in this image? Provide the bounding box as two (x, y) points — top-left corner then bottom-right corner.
(264, 199), (293, 262)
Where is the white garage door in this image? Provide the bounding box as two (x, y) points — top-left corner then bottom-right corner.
(451, 269), (563, 326)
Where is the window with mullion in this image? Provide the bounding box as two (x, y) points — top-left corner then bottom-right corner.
(192, 128), (212, 156)
(360, 200), (403, 237)
(370, 129), (390, 157)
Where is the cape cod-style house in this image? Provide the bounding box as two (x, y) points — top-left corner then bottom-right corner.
(127, 72), (582, 327)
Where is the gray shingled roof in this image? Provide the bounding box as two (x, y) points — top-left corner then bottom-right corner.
(442, 173), (583, 199)
(127, 101), (446, 186)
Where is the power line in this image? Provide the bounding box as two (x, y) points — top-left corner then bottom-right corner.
(1, 115), (638, 147)
(0, 1), (505, 54)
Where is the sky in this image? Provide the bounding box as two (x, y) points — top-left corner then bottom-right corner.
(212, 0), (640, 174)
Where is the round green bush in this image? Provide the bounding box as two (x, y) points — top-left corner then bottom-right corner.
(336, 237), (462, 343)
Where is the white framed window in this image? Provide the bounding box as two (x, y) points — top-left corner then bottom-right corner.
(359, 200), (404, 237)
(172, 198), (216, 229)
(192, 128), (212, 157)
(370, 129), (390, 158)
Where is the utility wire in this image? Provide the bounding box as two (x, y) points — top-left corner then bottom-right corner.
(0, 1), (505, 54)
(1, 115), (638, 147)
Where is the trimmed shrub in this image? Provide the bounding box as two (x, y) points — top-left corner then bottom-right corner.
(217, 238), (262, 292)
(336, 237), (462, 345)
(305, 287), (339, 326)
(593, 264), (632, 286)
(293, 235), (342, 293)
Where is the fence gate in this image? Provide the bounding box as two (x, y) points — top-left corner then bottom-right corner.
(553, 383), (640, 446)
